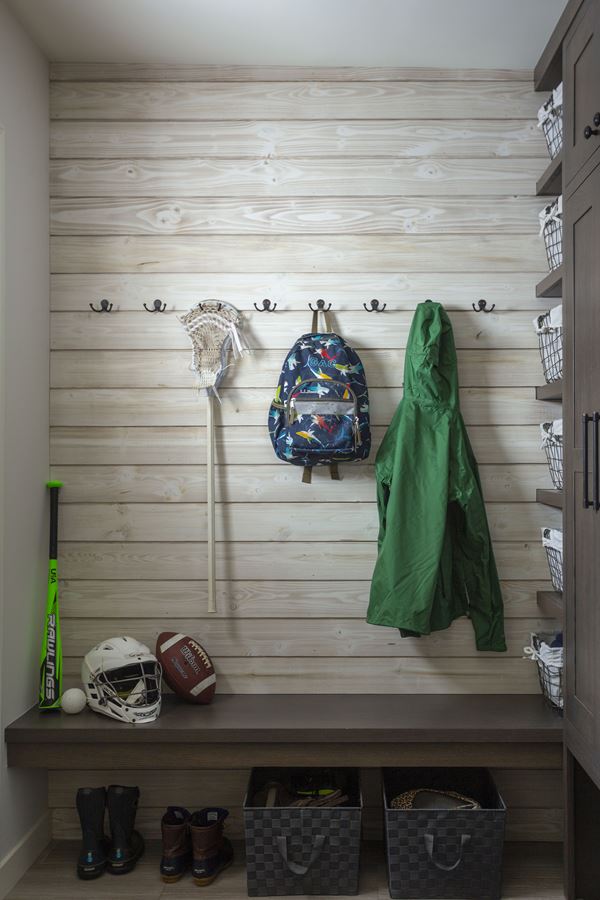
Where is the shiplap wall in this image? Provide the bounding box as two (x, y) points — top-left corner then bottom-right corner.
(49, 63), (561, 840)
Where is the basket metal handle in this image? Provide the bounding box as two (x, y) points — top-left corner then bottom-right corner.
(276, 834), (326, 876)
(424, 832), (470, 872)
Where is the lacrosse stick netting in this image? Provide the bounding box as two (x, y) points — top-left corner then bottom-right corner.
(179, 301), (250, 612)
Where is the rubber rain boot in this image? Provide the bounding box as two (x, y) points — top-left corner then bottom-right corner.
(160, 806), (192, 883)
(76, 786), (108, 880)
(106, 784), (145, 875)
(190, 807), (234, 886)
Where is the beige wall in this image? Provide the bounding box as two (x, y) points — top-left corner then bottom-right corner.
(0, 2), (50, 895)
(47, 62), (562, 840)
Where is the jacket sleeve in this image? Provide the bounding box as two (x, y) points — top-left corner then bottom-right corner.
(366, 406), (451, 633)
(449, 423), (507, 652)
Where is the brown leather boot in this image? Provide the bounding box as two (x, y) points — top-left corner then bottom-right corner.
(190, 808), (234, 886)
(160, 806), (192, 883)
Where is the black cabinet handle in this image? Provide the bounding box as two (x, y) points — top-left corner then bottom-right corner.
(583, 413), (593, 508)
(595, 413), (600, 511)
(584, 112), (600, 139)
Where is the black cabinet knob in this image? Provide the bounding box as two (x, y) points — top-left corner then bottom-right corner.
(584, 113), (600, 139)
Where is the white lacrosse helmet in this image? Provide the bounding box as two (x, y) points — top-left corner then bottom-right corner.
(81, 636), (162, 724)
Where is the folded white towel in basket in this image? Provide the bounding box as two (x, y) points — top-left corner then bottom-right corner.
(534, 304), (563, 334)
(540, 419), (563, 446)
(541, 527), (563, 552)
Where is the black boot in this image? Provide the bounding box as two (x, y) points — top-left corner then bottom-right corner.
(76, 787), (108, 880)
(106, 784), (145, 875)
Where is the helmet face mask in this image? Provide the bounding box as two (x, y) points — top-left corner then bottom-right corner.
(82, 637), (162, 724)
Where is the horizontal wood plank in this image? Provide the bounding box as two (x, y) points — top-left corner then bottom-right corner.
(58, 614), (550, 658)
(49, 806), (561, 842)
(58, 500), (557, 543)
(47, 766), (560, 809)
(52, 464), (552, 504)
(49, 425), (546, 466)
(59, 579), (552, 620)
(49, 387), (561, 427)
(50, 272), (546, 311)
(50, 119), (545, 160)
(50, 81), (540, 121)
(50, 64), (535, 82)
(58, 654), (545, 695)
(50, 349), (543, 388)
(58, 540), (551, 582)
(50, 310), (544, 351)
(50, 157), (545, 199)
(50, 234), (546, 274)
(50, 196), (542, 236)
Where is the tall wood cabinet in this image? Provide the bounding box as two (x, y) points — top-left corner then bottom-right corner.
(538, 0), (600, 896)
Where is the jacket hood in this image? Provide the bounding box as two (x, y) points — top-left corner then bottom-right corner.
(403, 300), (459, 408)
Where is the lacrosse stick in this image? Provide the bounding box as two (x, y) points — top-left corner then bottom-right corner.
(179, 301), (249, 613)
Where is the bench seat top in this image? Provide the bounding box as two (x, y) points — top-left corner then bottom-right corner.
(5, 694), (563, 745)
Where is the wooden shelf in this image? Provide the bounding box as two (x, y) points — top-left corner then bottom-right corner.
(536, 380), (563, 401)
(537, 151), (563, 196)
(536, 265), (563, 299)
(537, 590), (564, 622)
(537, 488), (563, 509)
(535, 0), (585, 89)
(5, 694), (563, 754)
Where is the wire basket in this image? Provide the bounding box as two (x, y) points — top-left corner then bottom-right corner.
(542, 528), (563, 593)
(538, 84), (563, 159)
(541, 420), (563, 490)
(539, 197), (563, 271)
(526, 632), (563, 714)
(535, 307), (563, 383)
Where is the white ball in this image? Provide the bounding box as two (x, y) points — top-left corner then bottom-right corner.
(61, 688), (87, 714)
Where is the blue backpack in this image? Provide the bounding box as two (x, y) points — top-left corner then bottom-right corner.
(268, 311), (371, 482)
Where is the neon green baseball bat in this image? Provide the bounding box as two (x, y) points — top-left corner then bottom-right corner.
(39, 481), (63, 710)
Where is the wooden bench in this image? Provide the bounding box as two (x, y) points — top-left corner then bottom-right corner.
(6, 694), (563, 771)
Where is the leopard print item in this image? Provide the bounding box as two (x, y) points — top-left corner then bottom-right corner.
(390, 789), (481, 810)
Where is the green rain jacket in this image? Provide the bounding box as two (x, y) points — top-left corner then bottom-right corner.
(366, 301), (506, 652)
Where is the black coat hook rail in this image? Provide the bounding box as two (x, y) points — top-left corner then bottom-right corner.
(89, 299), (113, 313)
(308, 299), (332, 312)
(143, 299), (166, 312)
(253, 298), (277, 312)
(472, 299), (495, 313)
(363, 298), (386, 312)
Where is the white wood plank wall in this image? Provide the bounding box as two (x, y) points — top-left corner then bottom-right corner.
(49, 64), (561, 839)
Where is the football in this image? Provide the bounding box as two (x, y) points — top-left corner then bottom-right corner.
(156, 632), (216, 705)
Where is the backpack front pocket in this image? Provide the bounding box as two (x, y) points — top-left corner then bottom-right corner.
(285, 378), (361, 454)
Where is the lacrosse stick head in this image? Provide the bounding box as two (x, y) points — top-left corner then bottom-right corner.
(179, 300), (249, 395)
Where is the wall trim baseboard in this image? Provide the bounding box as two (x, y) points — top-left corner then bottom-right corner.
(0, 812), (51, 900)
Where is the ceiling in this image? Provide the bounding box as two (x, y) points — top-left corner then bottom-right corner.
(6, 0), (567, 68)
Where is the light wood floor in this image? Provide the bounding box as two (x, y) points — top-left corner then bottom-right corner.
(7, 841), (564, 900)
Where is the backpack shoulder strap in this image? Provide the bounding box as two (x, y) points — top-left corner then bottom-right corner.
(329, 463), (340, 481)
(302, 466), (312, 484)
(311, 308), (332, 334)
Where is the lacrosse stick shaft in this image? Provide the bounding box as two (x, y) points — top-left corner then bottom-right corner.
(206, 394), (217, 613)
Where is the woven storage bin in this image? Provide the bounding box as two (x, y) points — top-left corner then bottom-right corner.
(534, 306), (563, 383)
(542, 527), (563, 593)
(244, 768), (362, 897)
(539, 196), (563, 271)
(383, 768), (506, 900)
(538, 83), (563, 159)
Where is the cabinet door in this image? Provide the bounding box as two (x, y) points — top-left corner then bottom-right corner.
(564, 163), (600, 768)
(563, 0), (600, 190)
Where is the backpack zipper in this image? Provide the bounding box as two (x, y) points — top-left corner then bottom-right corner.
(274, 377), (362, 448)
